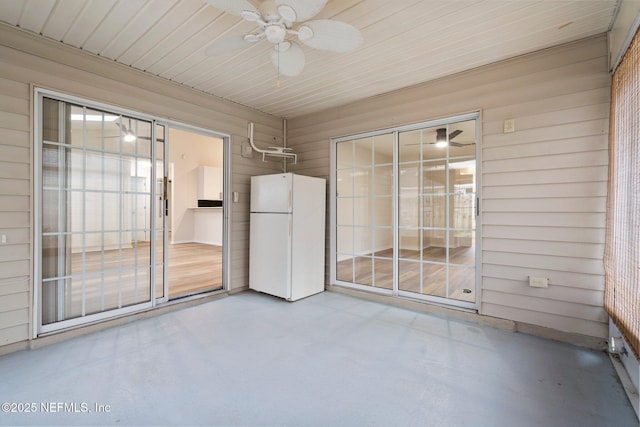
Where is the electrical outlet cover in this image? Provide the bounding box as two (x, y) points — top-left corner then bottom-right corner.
(241, 142), (253, 158)
(529, 276), (548, 288)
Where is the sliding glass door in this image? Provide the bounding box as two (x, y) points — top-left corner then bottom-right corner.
(332, 114), (479, 309)
(397, 121), (477, 303)
(37, 93), (166, 332)
(335, 133), (394, 290)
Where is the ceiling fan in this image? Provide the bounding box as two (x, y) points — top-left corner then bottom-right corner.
(115, 121), (137, 142)
(203, 0), (363, 79)
(405, 128), (474, 148)
(110, 119), (152, 142)
(432, 129), (474, 148)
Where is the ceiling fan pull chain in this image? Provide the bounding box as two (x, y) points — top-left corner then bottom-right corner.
(277, 44), (281, 88)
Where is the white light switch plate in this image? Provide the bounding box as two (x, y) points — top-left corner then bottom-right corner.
(503, 118), (515, 133)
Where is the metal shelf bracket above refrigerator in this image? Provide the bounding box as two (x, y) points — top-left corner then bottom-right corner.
(247, 122), (297, 164)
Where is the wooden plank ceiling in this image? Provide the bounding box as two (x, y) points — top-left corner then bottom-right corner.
(0, 0), (618, 118)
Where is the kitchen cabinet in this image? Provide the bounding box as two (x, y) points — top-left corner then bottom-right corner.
(197, 166), (222, 200)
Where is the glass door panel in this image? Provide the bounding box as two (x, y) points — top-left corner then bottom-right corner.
(40, 96), (155, 329)
(335, 133), (394, 291)
(398, 120), (477, 303)
(334, 115), (478, 308)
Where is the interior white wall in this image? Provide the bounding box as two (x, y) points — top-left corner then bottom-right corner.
(168, 128), (223, 244)
(69, 151), (137, 252)
(336, 140), (393, 259)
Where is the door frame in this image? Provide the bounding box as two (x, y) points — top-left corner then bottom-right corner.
(32, 88), (231, 337)
(329, 111), (482, 310)
(162, 121), (231, 300)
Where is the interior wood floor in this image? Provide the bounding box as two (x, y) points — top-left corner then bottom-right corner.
(337, 246), (475, 303)
(57, 241), (222, 318)
(168, 242), (222, 299)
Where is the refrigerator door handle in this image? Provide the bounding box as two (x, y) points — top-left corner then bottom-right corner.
(289, 217), (292, 238)
(289, 190), (292, 211)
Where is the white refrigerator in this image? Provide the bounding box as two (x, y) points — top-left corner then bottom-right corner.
(249, 173), (326, 301)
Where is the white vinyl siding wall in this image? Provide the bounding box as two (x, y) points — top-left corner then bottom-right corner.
(0, 25), (282, 347)
(0, 76), (31, 346)
(287, 35), (610, 339)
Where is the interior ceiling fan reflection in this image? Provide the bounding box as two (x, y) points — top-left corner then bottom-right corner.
(107, 119), (151, 142)
(115, 122), (137, 142)
(408, 129), (475, 148)
(203, 0), (363, 80)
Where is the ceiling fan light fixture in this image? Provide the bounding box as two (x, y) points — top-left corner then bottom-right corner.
(204, 0), (363, 79)
(123, 132), (136, 142)
(240, 9), (261, 21)
(297, 25), (313, 41)
(277, 4), (297, 22)
(435, 128), (448, 147)
(265, 24), (286, 43)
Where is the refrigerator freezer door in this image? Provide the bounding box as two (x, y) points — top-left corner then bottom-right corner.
(249, 212), (291, 299)
(250, 173), (293, 213)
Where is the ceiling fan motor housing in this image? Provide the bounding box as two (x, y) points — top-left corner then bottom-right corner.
(265, 25), (286, 43)
(204, 0), (364, 78)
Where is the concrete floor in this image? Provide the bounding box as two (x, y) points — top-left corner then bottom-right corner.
(0, 291), (637, 427)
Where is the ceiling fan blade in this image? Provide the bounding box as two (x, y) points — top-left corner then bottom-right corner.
(204, 0), (259, 17)
(271, 43), (305, 76)
(297, 20), (363, 53)
(275, 0), (327, 22)
(205, 36), (253, 55)
(449, 141), (475, 147)
(449, 130), (463, 140)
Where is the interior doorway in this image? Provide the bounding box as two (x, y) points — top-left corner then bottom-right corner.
(167, 128), (224, 299)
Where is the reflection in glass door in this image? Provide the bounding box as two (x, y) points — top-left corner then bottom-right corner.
(38, 94), (163, 332)
(336, 133), (394, 291)
(398, 121), (477, 304)
(333, 115), (478, 308)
